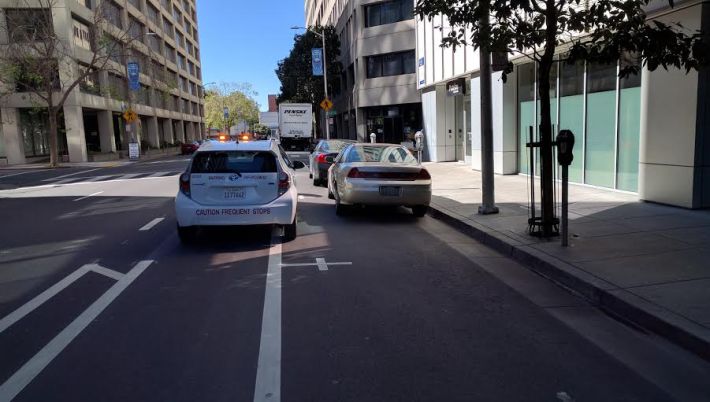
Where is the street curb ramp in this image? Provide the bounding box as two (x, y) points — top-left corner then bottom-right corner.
(427, 205), (710, 363)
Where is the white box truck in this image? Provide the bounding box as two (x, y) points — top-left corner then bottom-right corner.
(278, 103), (313, 151)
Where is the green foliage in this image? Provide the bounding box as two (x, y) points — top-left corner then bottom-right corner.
(414, 1), (707, 79)
(204, 83), (260, 130)
(275, 26), (342, 106)
(253, 123), (271, 136)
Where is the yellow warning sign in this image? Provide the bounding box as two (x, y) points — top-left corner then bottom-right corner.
(123, 109), (138, 123)
(320, 98), (333, 111)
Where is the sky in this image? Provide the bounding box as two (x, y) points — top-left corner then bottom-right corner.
(196, 0), (306, 111)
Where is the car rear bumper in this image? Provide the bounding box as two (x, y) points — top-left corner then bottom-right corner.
(175, 191), (296, 227)
(340, 179), (431, 206)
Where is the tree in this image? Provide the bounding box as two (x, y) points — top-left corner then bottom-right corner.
(275, 26), (342, 136)
(0, 0), (137, 167)
(204, 83), (260, 133)
(252, 123), (271, 138)
(415, 0), (708, 236)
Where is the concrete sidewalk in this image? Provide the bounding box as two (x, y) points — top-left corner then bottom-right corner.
(426, 162), (710, 361)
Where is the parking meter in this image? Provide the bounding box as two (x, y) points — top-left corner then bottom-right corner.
(414, 131), (424, 150)
(556, 129), (575, 247)
(556, 130), (575, 166)
(370, 133), (377, 143)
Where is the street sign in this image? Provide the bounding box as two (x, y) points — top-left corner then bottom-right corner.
(312, 48), (323, 76)
(320, 98), (333, 111)
(128, 142), (140, 161)
(123, 109), (138, 123)
(127, 62), (140, 91)
(223, 107), (229, 119)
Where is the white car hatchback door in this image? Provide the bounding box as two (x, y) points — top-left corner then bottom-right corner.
(189, 150), (280, 206)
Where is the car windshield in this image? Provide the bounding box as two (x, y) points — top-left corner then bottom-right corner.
(344, 145), (417, 164)
(319, 140), (354, 152)
(191, 151), (277, 173)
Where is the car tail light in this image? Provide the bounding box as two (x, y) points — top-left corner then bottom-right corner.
(316, 154), (327, 164)
(179, 173), (191, 197)
(417, 169), (431, 180)
(347, 168), (364, 178)
(278, 172), (290, 196)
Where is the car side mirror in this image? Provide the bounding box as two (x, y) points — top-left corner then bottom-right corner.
(325, 156), (335, 164)
(292, 160), (306, 170)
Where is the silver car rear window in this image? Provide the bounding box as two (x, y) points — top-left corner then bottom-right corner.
(345, 146), (417, 164)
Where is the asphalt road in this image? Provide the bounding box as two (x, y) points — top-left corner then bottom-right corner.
(1, 153), (709, 402)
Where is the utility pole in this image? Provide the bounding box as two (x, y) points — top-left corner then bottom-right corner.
(478, 2), (499, 215)
(320, 28), (330, 140)
(291, 26), (330, 140)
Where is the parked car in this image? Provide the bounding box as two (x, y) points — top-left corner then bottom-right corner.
(327, 143), (431, 217)
(175, 140), (306, 243)
(181, 140), (202, 155)
(309, 139), (356, 186)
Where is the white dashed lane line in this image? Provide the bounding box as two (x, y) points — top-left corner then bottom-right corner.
(139, 218), (165, 231)
(73, 192), (103, 202)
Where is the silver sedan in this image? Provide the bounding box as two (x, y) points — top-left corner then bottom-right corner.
(327, 143), (432, 217)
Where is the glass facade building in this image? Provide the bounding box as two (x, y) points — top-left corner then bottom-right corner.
(517, 58), (642, 192)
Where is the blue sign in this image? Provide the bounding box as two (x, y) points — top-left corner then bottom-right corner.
(127, 62), (140, 91)
(312, 48), (323, 76)
(418, 57), (425, 67)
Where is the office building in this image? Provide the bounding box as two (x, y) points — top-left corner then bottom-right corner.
(416, 0), (710, 209)
(0, 0), (205, 165)
(306, 0), (421, 143)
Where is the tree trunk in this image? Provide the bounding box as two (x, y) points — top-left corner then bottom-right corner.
(48, 106), (60, 168)
(538, 1), (559, 237)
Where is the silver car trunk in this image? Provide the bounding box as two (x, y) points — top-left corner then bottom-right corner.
(189, 151), (279, 206)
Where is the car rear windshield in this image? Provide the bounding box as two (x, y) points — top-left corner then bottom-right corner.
(319, 140), (354, 152)
(345, 146), (417, 164)
(191, 151), (278, 173)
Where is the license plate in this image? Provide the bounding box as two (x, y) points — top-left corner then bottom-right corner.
(379, 186), (401, 196)
(224, 190), (246, 199)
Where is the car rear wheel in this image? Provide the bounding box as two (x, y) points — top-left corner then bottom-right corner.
(177, 225), (197, 244)
(284, 218), (297, 242)
(412, 206), (428, 218)
(313, 178), (321, 186)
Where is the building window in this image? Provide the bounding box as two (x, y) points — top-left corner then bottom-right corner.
(79, 65), (100, 94)
(365, 0), (413, 28)
(5, 9), (53, 42)
(146, 3), (159, 25)
(127, 0), (140, 10)
(163, 17), (173, 39)
(72, 19), (92, 50)
(128, 16), (144, 41)
(104, 1), (123, 29)
(366, 50), (415, 78)
(20, 109), (67, 157)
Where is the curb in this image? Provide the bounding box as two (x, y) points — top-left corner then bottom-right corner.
(428, 204), (710, 362)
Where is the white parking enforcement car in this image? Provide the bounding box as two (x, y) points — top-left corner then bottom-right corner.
(175, 140), (305, 243)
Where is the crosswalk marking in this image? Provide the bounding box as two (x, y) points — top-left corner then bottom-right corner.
(42, 171), (181, 185)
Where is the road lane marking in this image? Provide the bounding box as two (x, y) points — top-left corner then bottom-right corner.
(315, 258), (328, 271)
(73, 191), (103, 201)
(0, 267), (90, 334)
(253, 231), (282, 402)
(139, 218), (165, 231)
(280, 259), (352, 272)
(45, 168), (100, 181)
(0, 264), (127, 335)
(115, 173), (141, 180)
(0, 260), (153, 402)
(86, 264), (125, 281)
(0, 171), (34, 179)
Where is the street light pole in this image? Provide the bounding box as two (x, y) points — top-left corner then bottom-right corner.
(292, 26), (330, 140)
(319, 30), (330, 140)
